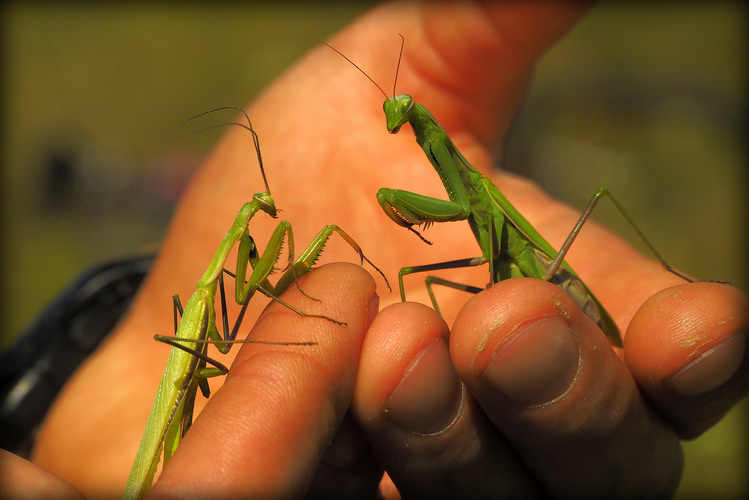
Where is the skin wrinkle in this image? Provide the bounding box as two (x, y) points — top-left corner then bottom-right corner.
(414, 4), (526, 151)
(413, 8), (476, 98)
(244, 304), (367, 407)
(480, 1), (595, 60)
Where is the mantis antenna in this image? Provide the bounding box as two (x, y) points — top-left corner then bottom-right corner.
(176, 106), (272, 195)
(313, 36), (407, 100)
(392, 34), (405, 97)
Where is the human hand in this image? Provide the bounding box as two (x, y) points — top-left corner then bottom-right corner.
(29, 1), (747, 498)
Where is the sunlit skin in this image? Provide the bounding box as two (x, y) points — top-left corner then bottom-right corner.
(6, 2), (745, 499)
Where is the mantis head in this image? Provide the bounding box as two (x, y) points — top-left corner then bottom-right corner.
(253, 191), (277, 218)
(383, 94), (414, 134)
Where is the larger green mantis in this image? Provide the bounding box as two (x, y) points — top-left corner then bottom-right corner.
(123, 107), (387, 499)
(322, 37), (697, 348)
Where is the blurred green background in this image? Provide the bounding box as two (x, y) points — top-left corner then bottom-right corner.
(2, 2), (746, 498)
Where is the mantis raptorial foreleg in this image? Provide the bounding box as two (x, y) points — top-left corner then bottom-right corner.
(541, 187), (695, 283)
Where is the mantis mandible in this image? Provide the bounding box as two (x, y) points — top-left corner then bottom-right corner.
(124, 107), (388, 499)
(321, 36), (700, 348)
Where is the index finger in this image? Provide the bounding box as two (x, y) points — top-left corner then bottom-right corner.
(148, 263), (380, 498)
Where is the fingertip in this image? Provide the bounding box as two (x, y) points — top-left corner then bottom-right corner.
(450, 279), (683, 497)
(625, 283), (746, 379)
(299, 261), (379, 308)
(354, 301), (450, 421)
(450, 278), (612, 400)
(254, 262), (380, 345)
(353, 302), (535, 498)
(624, 282), (749, 437)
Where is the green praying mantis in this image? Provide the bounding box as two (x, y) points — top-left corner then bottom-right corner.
(123, 107), (388, 499)
(321, 36), (702, 348)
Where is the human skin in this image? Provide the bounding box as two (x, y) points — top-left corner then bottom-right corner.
(17, 1), (748, 498)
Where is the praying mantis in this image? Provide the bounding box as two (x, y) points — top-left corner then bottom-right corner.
(123, 107), (388, 499)
(320, 37), (701, 348)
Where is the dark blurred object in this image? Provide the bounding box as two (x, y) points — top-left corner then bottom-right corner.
(39, 145), (77, 211)
(0, 255), (153, 457)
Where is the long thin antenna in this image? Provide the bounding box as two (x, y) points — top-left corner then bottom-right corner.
(393, 34), (405, 97)
(176, 106), (272, 195)
(312, 37), (388, 99)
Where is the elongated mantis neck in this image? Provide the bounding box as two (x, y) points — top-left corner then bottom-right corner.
(197, 200), (263, 288)
(406, 103), (438, 142)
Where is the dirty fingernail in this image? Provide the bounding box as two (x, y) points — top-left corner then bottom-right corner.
(483, 316), (580, 406)
(665, 332), (746, 396)
(383, 338), (462, 434)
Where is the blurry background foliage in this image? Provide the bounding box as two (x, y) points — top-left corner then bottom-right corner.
(2, 2), (746, 498)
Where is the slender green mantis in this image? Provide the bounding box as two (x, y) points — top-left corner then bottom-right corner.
(123, 107), (388, 499)
(321, 37), (701, 348)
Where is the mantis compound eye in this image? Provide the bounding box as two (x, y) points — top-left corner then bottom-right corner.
(399, 96), (413, 116)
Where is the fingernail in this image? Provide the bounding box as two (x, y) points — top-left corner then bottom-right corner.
(665, 332), (746, 396)
(483, 316), (580, 406)
(383, 338), (462, 434)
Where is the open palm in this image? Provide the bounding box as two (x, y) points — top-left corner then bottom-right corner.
(27, 2), (748, 498)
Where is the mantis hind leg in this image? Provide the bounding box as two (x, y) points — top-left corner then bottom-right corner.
(544, 188), (719, 283)
(155, 272), (313, 377)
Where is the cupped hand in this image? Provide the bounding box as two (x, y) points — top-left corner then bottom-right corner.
(29, 1), (747, 499)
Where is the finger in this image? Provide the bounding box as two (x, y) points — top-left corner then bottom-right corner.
(0, 449), (84, 500)
(353, 302), (542, 499)
(450, 278), (683, 498)
(417, 0), (595, 152)
(149, 263), (381, 499)
(624, 282), (749, 438)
